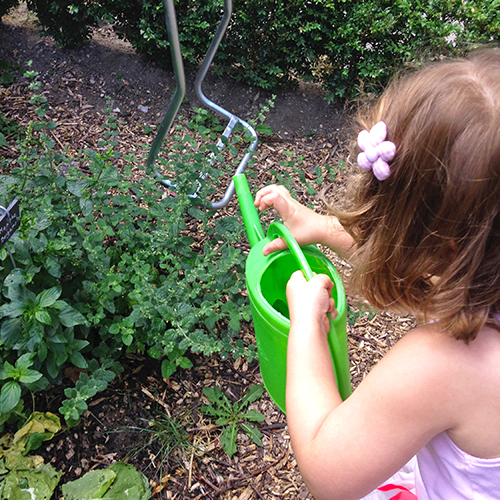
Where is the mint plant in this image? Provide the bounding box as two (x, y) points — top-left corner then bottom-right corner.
(59, 361), (117, 427)
(200, 384), (266, 458)
(1, 71), (258, 427)
(0, 353), (40, 422)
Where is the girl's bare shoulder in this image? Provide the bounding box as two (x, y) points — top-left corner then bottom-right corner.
(380, 323), (500, 457)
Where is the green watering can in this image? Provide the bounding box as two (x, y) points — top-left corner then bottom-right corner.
(150, 0), (351, 412)
(233, 174), (351, 412)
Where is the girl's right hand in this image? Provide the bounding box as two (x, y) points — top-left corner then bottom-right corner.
(254, 184), (324, 255)
(286, 270), (337, 335)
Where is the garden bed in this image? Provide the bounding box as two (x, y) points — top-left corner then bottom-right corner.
(0, 5), (416, 499)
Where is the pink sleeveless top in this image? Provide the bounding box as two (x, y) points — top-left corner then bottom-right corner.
(415, 431), (500, 499)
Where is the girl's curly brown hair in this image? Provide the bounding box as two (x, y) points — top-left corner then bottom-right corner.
(336, 49), (500, 342)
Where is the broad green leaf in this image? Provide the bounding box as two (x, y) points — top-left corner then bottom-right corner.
(0, 380), (21, 413)
(15, 353), (34, 370)
(6, 283), (35, 306)
(80, 197), (93, 217)
(61, 468), (116, 499)
(66, 179), (89, 198)
(161, 359), (176, 379)
(2, 360), (17, 378)
(179, 357), (193, 369)
(36, 286), (62, 308)
(75, 339), (90, 351)
(229, 315), (240, 331)
(78, 384), (97, 399)
(220, 422), (238, 458)
(0, 318), (22, 346)
(102, 462), (151, 499)
(25, 431), (53, 453)
(122, 333), (133, 346)
(1, 464), (61, 499)
(38, 341), (48, 362)
(18, 369), (42, 384)
(255, 124), (273, 135)
(0, 302), (24, 318)
(45, 255), (62, 278)
(59, 307), (86, 327)
(35, 309), (52, 325)
(70, 352), (88, 369)
(46, 355), (60, 380)
(147, 346), (162, 360)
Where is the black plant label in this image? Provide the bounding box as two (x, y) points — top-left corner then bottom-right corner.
(0, 199), (20, 249)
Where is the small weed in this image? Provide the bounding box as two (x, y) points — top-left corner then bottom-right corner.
(347, 303), (376, 326)
(201, 384), (265, 458)
(119, 406), (196, 476)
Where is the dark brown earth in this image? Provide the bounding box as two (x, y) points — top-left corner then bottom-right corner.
(0, 4), (415, 499)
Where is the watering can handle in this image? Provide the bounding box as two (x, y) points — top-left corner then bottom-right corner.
(267, 222), (314, 281)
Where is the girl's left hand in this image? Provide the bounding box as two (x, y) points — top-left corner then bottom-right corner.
(286, 271), (337, 335)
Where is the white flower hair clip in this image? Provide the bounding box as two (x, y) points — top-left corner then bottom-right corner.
(357, 121), (396, 181)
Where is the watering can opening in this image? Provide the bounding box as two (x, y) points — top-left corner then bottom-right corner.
(259, 250), (345, 321)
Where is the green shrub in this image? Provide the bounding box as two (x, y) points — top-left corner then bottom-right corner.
(0, 73), (258, 428)
(24, 0), (499, 97)
(99, 0), (499, 98)
(26, 0), (101, 48)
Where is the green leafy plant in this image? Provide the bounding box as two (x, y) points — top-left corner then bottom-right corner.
(0, 353), (41, 417)
(61, 462), (151, 500)
(200, 384), (265, 458)
(21, 0), (500, 97)
(59, 361), (116, 427)
(26, 0), (101, 48)
(0, 60), (16, 86)
(0, 411), (62, 499)
(347, 303), (376, 326)
(1, 71), (259, 428)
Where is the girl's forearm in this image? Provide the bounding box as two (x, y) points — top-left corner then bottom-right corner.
(317, 214), (356, 259)
(285, 318), (343, 459)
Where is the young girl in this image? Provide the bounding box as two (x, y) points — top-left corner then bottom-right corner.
(254, 49), (500, 500)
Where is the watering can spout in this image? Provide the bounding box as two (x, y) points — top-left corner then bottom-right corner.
(233, 174), (265, 247)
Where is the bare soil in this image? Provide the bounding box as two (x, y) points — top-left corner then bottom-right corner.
(0, 4), (415, 499)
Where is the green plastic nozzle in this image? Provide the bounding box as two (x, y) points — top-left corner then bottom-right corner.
(233, 174), (265, 247)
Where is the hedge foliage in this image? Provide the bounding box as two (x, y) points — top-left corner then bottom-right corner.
(11, 0), (500, 98)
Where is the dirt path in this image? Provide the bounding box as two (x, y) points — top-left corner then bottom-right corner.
(1, 4), (348, 140)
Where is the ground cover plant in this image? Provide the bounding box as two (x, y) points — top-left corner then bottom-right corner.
(0, 63), (270, 432)
(200, 384), (266, 458)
